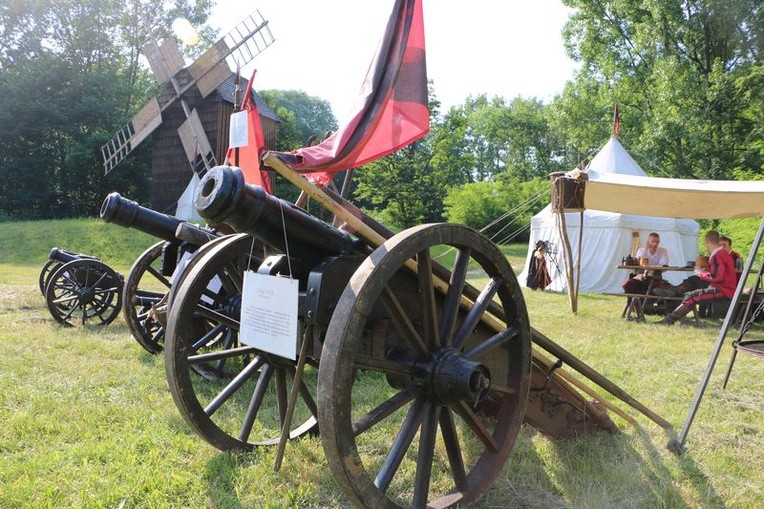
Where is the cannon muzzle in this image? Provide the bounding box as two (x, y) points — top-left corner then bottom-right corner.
(101, 192), (186, 243)
(195, 166), (363, 265)
(48, 247), (94, 264)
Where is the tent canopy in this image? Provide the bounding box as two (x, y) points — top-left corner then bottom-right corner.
(584, 137), (764, 219)
(520, 137), (700, 294)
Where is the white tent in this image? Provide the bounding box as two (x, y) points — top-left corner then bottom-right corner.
(519, 137), (699, 293)
(175, 174), (204, 223)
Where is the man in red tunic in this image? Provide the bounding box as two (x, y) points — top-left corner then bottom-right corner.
(659, 230), (737, 325)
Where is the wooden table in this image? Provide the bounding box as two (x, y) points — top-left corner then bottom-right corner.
(615, 264), (695, 321)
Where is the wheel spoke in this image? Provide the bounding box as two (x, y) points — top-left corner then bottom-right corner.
(191, 323), (226, 352)
(452, 277), (502, 350)
(215, 330), (237, 372)
(454, 401), (498, 453)
(439, 407), (469, 493)
(417, 248), (439, 350)
(413, 404), (440, 507)
(354, 355), (415, 377)
(53, 294), (79, 305)
(204, 356), (265, 416)
(62, 301), (80, 321)
(193, 303), (240, 330)
(353, 386), (421, 436)
(188, 345), (258, 364)
(380, 286), (428, 359)
(223, 262), (244, 293)
(464, 325), (519, 359)
(238, 361), (271, 442)
(440, 248), (471, 347)
(286, 365), (318, 418)
(275, 368), (288, 427)
(374, 397), (429, 493)
(150, 328), (164, 345)
(146, 265), (172, 289)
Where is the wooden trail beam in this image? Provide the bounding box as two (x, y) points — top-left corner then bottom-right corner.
(262, 152), (668, 430)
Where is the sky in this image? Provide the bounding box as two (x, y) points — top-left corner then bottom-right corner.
(206, 0), (579, 121)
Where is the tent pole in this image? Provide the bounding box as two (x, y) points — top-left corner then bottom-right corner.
(668, 216), (764, 453)
(575, 210), (584, 307)
(557, 208), (577, 313)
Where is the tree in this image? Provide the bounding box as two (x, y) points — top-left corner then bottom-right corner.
(259, 90), (338, 146)
(444, 179), (549, 243)
(559, 0), (764, 179)
(0, 0), (213, 219)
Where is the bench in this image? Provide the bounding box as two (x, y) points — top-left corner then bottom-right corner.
(602, 292), (701, 326)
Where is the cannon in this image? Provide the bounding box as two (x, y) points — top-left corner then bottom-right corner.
(41, 247), (122, 327)
(161, 163), (635, 508)
(100, 192), (221, 354)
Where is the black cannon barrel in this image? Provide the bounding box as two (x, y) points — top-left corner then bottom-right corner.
(48, 247), (88, 264)
(100, 192), (186, 243)
(195, 166), (363, 265)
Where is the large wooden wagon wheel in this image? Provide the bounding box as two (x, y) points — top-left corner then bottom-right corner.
(123, 241), (171, 354)
(164, 234), (318, 451)
(44, 259), (122, 327)
(318, 223), (531, 508)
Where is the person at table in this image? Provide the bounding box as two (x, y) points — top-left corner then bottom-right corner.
(659, 230), (737, 325)
(622, 232), (670, 294)
(720, 235), (744, 282)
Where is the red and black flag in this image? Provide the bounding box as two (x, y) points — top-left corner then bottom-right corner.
(276, 0), (429, 185)
(613, 104), (621, 136)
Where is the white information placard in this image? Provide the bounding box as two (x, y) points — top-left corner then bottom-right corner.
(240, 271), (299, 360)
(229, 110), (249, 148)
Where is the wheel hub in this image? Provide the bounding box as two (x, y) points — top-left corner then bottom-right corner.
(78, 286), (95, 304)
(427, 348), (491, 405)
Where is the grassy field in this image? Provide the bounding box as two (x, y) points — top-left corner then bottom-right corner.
(1, 219), (762, 507)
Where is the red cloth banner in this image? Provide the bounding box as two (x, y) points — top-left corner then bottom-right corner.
(226, 71), (272, 192)
(275, 0), (429, 186)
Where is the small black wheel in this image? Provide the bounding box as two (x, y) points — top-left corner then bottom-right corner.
(165, 234), (318, 451)
(39, 259), (62, 295)
(123, 242), (172, 354)
(45, 259), (123, 327)
(318, 223), (531, 508)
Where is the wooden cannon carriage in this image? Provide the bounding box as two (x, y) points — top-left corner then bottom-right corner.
(157, 156), (670, 508)
(40, 247), (123, 327)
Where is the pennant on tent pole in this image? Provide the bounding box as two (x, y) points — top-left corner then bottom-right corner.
(613, 104), (621, 136)
(226, 69), (272, 193)
(272, 0), (429, 186)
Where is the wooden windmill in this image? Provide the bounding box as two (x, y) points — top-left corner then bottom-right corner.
(101, 10), (275, 176)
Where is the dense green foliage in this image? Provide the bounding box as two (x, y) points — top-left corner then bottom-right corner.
(0, 0), (213, 220)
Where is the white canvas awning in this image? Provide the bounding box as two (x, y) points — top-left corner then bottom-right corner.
(586, 175), (764, 219)
(583, 137), (764, 219)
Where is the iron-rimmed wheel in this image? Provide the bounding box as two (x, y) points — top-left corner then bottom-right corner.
(44, 259), (122, 327)
(123, 241), (172, 354)
(165, 233), (318, 451)
(39, 259), (62, 295)
(318, 223), (531, 508)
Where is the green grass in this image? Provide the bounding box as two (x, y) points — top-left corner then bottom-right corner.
(1, 220), (763, 507)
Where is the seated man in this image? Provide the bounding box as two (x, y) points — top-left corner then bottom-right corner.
(659, 230), (737, 325)
(720, 235), (744, 283)
(622, 232), (670, 294)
